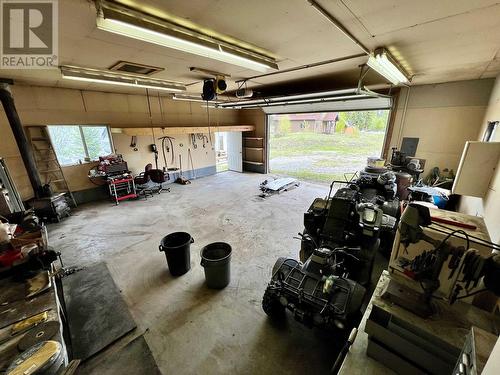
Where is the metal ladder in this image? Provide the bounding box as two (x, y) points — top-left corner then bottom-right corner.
(26, 126), (77, 207)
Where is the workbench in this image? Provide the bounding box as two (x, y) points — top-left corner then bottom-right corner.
(339, 271), (499, 375)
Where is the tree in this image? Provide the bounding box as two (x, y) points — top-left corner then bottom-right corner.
(278, 116), (292, 135)
(338, 110), (389, 132)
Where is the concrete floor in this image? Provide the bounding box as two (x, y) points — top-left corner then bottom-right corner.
(49, 172), (387, 374)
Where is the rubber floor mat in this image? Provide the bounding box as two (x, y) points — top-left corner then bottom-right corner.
(62, 262), (136, 360)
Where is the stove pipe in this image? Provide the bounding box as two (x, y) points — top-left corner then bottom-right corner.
(0, 83), (42, 197)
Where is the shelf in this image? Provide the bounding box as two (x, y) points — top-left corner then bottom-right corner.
(111, 125), (255, 136)
(244, 137), (263, 140)
(243, 160), (264, 165)
(244, 147), (264, 151)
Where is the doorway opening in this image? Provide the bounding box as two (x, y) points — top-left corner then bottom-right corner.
(215, 132), (228, 172)
(268, 110), (390, 184)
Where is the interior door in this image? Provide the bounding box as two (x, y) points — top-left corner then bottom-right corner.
(227, 132), (243, 172)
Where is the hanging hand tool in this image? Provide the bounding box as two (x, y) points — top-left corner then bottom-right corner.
(196, 133), (208, 148)
(203, 134), (209, 148)
(158, 136), (176, 170)
(190, 134), (198, 149)
(130, 136), (137, 151)
(150, 144), (159, 169)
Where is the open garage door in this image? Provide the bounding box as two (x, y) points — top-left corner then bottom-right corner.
(261, 96), (392, 115)
(266, 98), (392, 184)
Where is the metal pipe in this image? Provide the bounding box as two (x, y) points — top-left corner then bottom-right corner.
(0, 83), (42, 197)
(306, 0), (370, 55)
(235, 53), (366, 83)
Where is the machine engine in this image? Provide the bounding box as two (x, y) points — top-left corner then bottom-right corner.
(262, 174), (400, 330)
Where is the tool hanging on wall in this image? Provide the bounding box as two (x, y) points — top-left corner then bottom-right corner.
(149, 143), (159, 169)
(130, 136), (138, 152)
(158, 135), (176, 171)
(190, 134), (198, 149)
(196, 133), (208, 148)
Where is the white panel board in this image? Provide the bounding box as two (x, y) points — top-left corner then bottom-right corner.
(452, 141), (500, 197)
(260, 97), (392, 114)
(227, 132), (243, 172)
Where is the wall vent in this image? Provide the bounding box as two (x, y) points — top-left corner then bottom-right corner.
(109, 61), (164, 75)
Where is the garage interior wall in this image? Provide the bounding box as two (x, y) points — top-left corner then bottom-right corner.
(112, 133), (217, 178)
(388, 79), (494, 172)
(459, 75), (500, 243)
(239, 109), (266, 139)
(0, 85), (244, 200)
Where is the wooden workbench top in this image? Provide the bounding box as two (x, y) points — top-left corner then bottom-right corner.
(339, 271), (500, 374)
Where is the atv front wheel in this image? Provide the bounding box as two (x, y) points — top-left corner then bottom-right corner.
(262, 287), (285, 318)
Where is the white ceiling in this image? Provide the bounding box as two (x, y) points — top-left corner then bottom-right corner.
(1, 0), (499, 96)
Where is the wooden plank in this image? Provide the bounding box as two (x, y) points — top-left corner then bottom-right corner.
(111, 125), (255, 136)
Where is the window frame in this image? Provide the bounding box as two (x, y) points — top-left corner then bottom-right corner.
(47, 125), (114, 167)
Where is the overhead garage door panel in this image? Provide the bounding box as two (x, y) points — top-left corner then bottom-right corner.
(261, 97), (393, 114)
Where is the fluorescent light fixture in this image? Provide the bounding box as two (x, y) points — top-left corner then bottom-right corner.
(367, 48), (409, 85)
(60, 65), (186, 92)
(96, 2), (278, 73)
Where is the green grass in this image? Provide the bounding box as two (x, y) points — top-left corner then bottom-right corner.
(217, 162), (228, 172)
(269, 131), (386, 184)
(312, 159), (346, 168)
(269, 131), (385, 158)
(271, 169), (348, 184)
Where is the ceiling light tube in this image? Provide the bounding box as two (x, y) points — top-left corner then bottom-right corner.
(96, 3), (278, 73)
(367, 48), (409, 85)
(60, 66), (186, 92)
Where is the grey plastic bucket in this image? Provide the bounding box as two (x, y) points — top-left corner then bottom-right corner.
(200, 242), (232, 289)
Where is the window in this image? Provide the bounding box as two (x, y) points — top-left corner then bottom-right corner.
(483, 121), (498, 142)
(48, 125), (113, 166)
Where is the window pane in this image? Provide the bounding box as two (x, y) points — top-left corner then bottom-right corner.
(48, 126), (86, 166)
(82, 126), (112, 160)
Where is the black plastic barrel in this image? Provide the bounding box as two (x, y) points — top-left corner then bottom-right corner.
(200, 242), (232, 289)
(159, 232), (194, 276)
